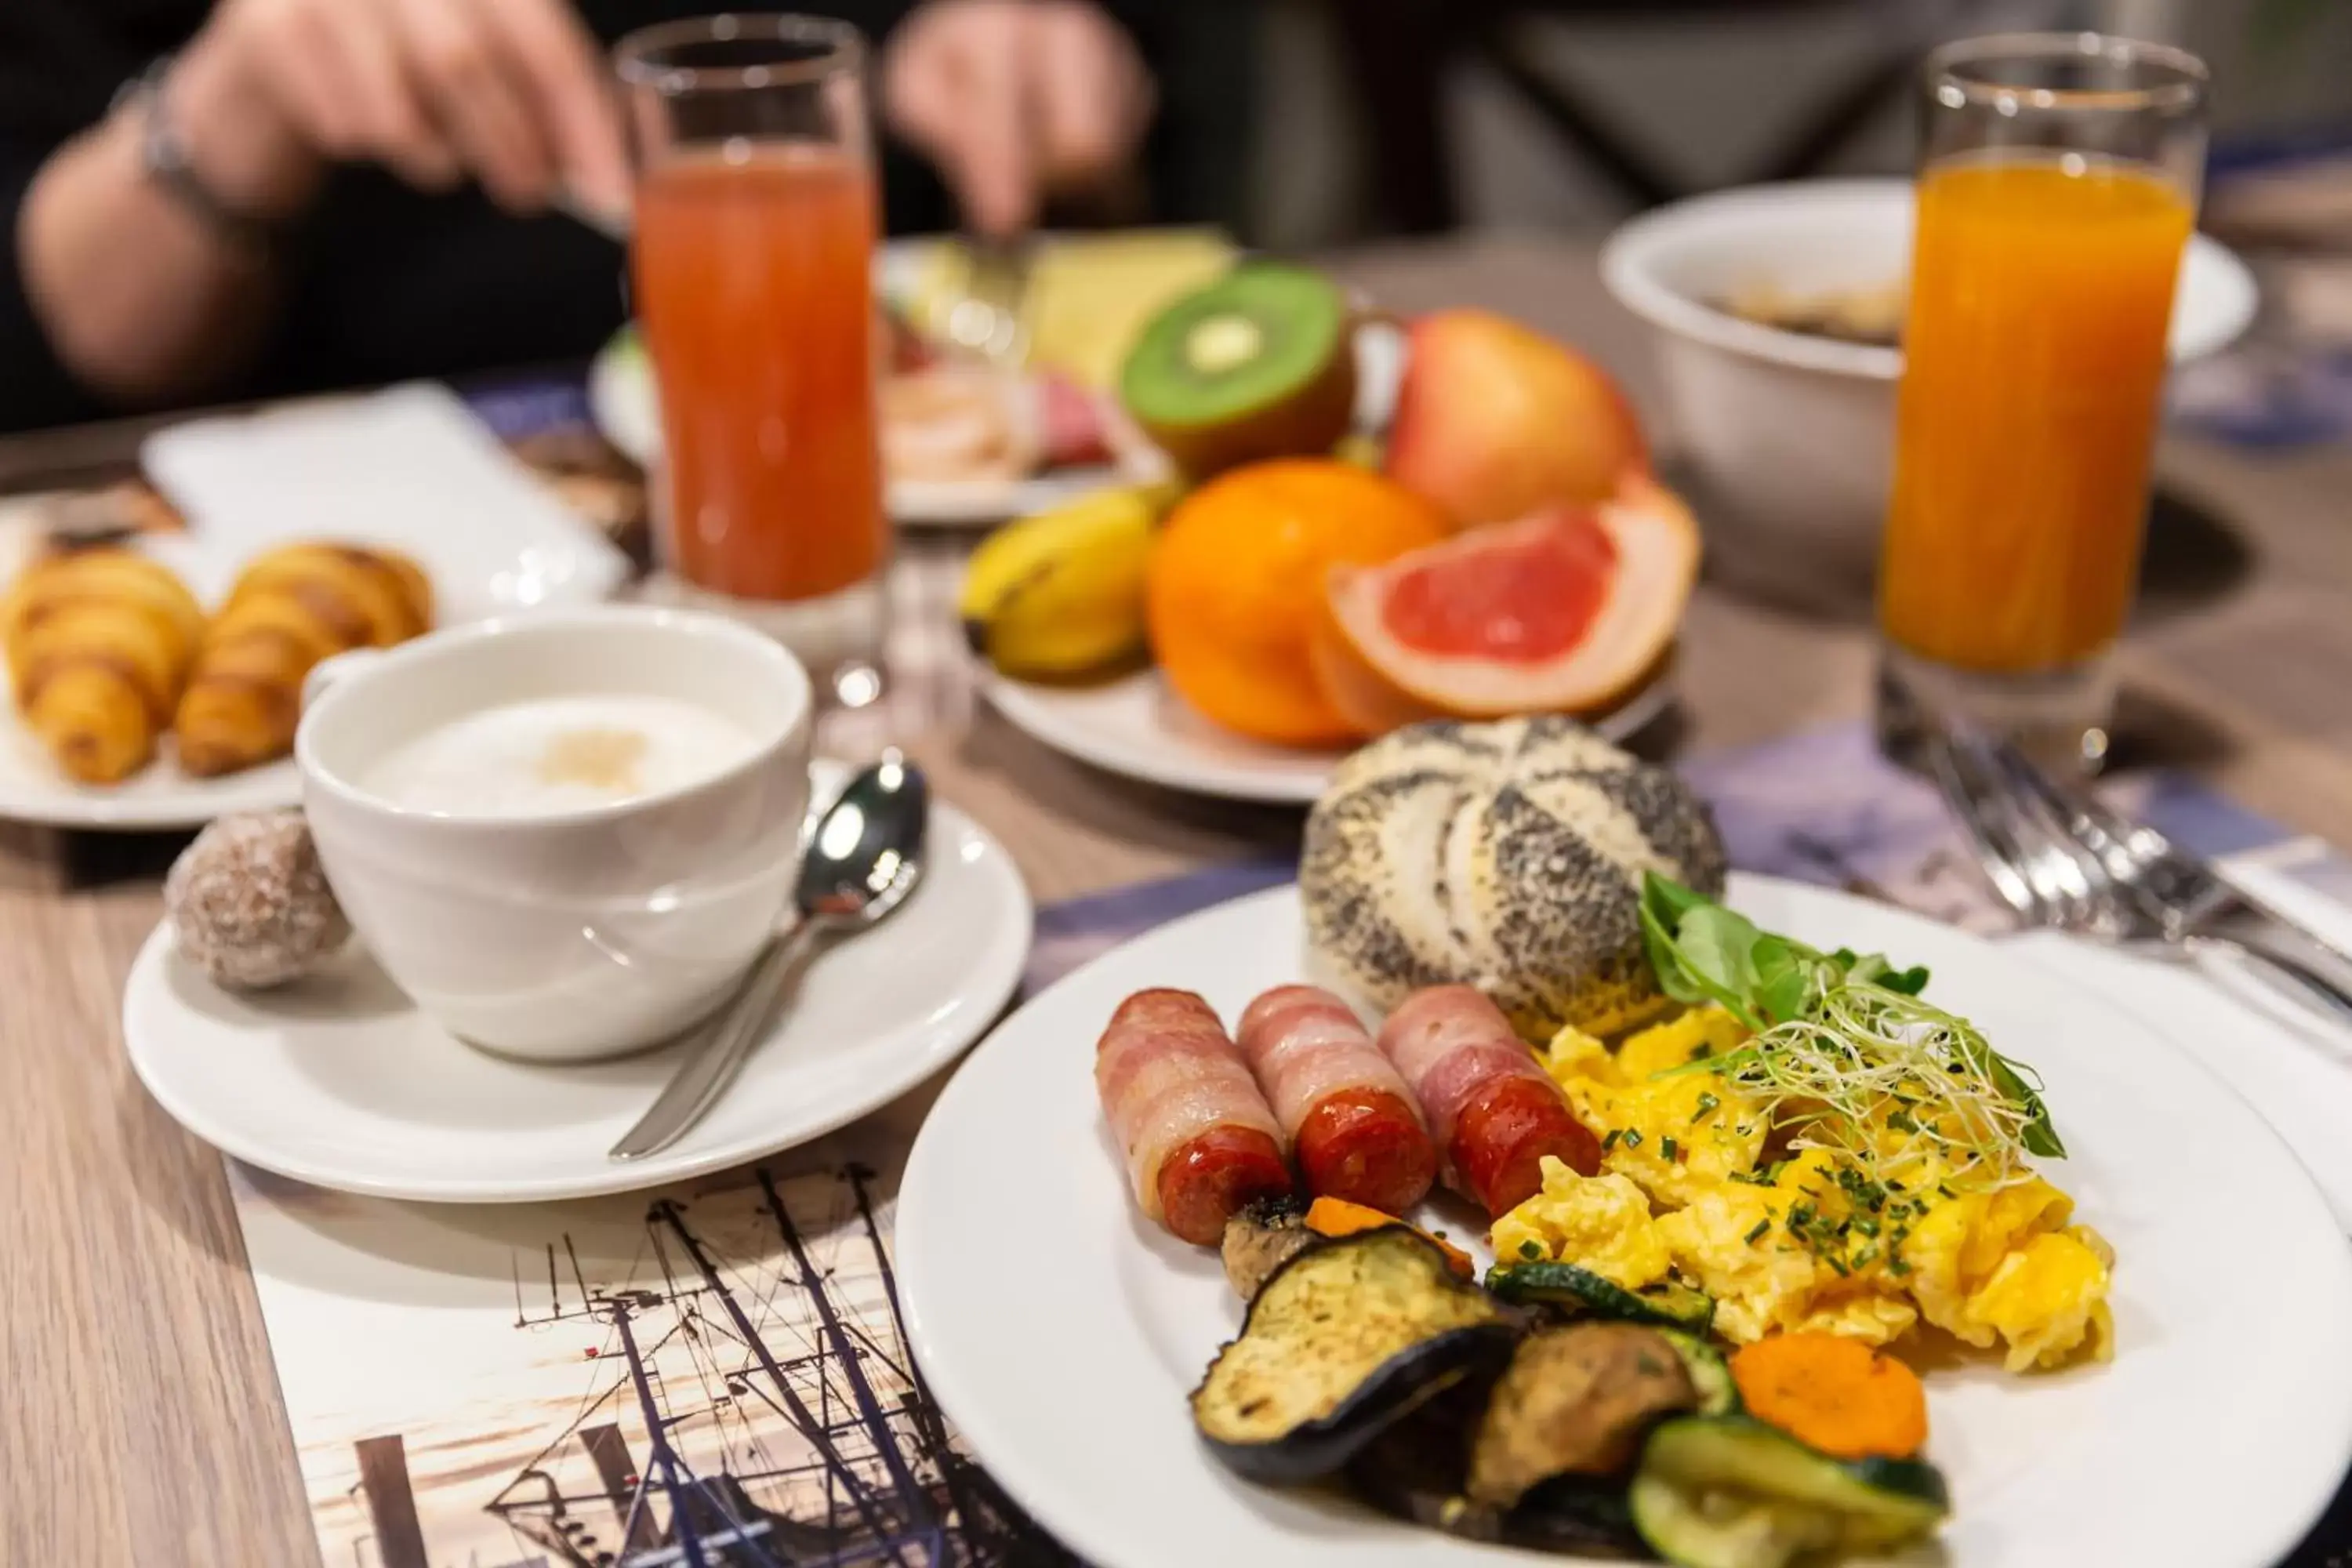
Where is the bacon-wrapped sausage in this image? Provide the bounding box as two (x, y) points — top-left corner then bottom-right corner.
(1237, 985), (1436, 1214)
(1096, 989), (1294, 1245)
(1376, 984), (1601, 1216)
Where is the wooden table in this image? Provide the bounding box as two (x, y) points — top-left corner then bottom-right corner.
(5, 235), (2350, 1566)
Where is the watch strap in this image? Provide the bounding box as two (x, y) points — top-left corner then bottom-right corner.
(121, 56), (282, 255)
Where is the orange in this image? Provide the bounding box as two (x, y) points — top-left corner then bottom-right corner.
(1148, 460), (1451, 745)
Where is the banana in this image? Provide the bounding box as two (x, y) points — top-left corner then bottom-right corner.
(961, 483), (1175, 680)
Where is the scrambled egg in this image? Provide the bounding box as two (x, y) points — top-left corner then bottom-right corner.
(1491, 1160), (1668, 1290)
(1494, 1006), (2113, 1373)
(1545, 1009), (1765, 1210)
(1903, 1178), (2115, 1370)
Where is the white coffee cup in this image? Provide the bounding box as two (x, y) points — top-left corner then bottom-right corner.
(297, 605), (813, 1062)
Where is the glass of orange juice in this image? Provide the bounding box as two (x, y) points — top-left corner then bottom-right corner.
(1877, 33), (2208, 771)
(617, 16), (887, 702)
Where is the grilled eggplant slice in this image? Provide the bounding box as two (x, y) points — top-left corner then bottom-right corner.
(1348, 1381), (1647, 1559)
(1630, 1414), (1949, 1568)
(1468, 1323), (1700, 1507)
(1510, 1476), (1649, 1558)
(1220, 1194), (1319, 1301)
(1345, 1379), (1504, 1539)
(1192, 1228), (1515, 1483)
(1487, 1260), (1716, 1333)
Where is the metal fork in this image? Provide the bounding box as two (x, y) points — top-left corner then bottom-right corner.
(1929, 731), (2139, 941)
(936, 238), (1031, 370)
(1929, 728), (2352, 1028)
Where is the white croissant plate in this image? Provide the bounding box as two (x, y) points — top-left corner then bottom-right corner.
(0, 385), (628, 831)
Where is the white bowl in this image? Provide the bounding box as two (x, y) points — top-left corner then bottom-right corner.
(1600, 178), (2258, 601)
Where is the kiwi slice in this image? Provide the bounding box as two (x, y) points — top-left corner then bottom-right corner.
(1119, 263), (1358, 479)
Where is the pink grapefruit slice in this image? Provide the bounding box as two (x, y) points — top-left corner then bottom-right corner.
(1310, 475), (1699, 734)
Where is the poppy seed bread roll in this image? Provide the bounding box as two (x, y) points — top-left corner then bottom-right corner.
(1301, 717), (1726, 1039)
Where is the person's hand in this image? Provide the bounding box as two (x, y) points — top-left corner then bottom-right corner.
(885, 0), (1154, 237)
(167, 0), (630, 220)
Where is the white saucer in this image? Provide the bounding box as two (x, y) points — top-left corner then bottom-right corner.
(122, 771), (1033, 1202)
(985, 669), (1675, 805)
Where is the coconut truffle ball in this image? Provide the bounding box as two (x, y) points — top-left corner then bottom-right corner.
(164, 808), (350, 990)
(1301, 716), (1726, 1039)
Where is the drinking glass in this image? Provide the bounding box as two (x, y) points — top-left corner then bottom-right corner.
(617, 15), (888, 703)
(1875, 32), (2207, 772)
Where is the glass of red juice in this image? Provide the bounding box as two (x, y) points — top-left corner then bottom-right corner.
(616, 16), (887, 699)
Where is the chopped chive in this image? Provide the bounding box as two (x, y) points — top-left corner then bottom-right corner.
(1660, 1136), (1680, 1163)
(1519, 1240), (1544, 1260)
(1601, 1129), (1623, 1154)
(1622, 1130), (1644, 1149)
(1743, 1218), (1771, 1244)
(1690, 1092), (1720, 1123)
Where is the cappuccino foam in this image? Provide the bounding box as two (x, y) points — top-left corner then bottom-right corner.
(362, 694), (760, 817)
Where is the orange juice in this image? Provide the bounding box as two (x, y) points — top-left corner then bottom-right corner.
(633, 145), (887, 603)
(1878, 154), (2192, 673)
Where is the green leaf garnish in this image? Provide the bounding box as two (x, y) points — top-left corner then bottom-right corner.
(1638, 873), (2063, 1182)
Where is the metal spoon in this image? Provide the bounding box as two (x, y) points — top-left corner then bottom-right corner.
(608, 756), (930, 1162)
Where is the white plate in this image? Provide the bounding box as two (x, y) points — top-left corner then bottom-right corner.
(985, 670), (1674, 805)
(586, 329), (1156, 529)
(0, 698), (301, 831)
(897, 877), (2352, 1568)
(124, 764), (1033, 1203)
(590, 245), (1410, 530)
(0, 385), (633, 832)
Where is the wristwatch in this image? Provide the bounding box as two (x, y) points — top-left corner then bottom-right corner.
(116, 56), (282, 255)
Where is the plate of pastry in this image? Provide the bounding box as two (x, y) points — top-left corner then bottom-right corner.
(0, 385), (630, 830)
(0, 542), (436, 830)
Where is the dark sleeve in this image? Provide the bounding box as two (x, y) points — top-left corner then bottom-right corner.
(0, 0), (203, 434)
(1098, 0), (1257, 231)
(0, 153), (110, 434)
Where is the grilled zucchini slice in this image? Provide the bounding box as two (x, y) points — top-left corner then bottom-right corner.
(1486, 1261), (1717, 1333)
(1629, 1414), (1949, 1568)
(1653, 1329), (1741, 1417)
(1192, 1227), (1515, 1483)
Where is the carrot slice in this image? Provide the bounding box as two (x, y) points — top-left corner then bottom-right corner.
(1304, 1196), (1475, 1279)
(1730, 1332), (1929, 1460)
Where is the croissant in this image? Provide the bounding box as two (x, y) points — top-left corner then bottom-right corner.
(3, 548), (205, 784)
(174, 543), (433, 777)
